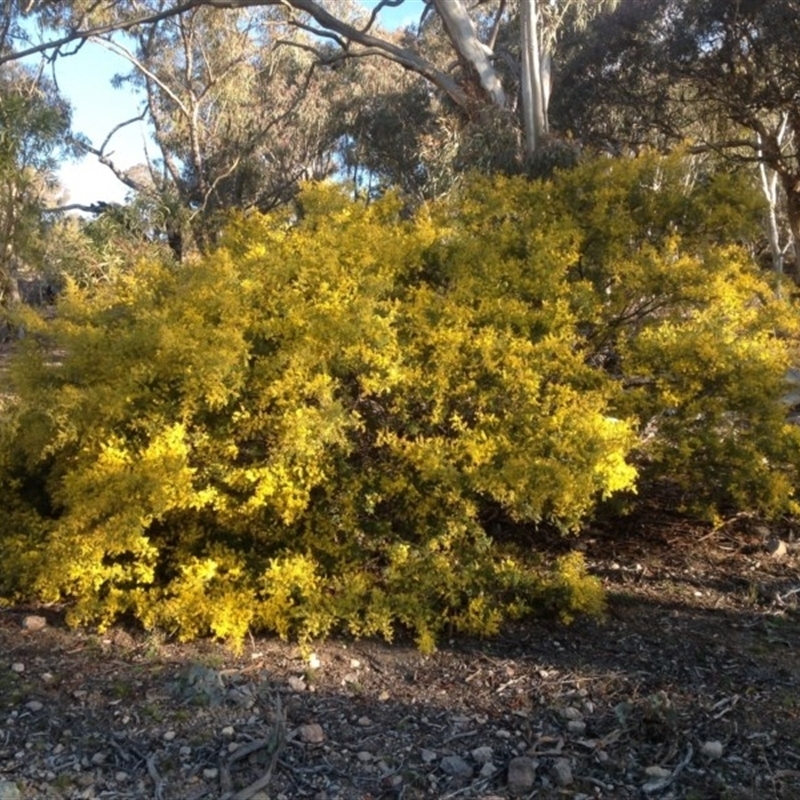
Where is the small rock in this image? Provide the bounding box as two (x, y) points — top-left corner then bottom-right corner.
(0, 782), (21, 800)
(440, 754), (473, 779)
(350, 658), (361, 668)
(471, 745), (494, 764)
(22, 615), (47, 632)
(567, 720), (587, 735)
(702, 740), (723, 759)
(221, 726), (235, 737)
(203, 768), (219, 780)
(10, 663), (24, 674)
(357, 716), (373, 727)
(307, 653), (321, 669)
(645, 766), (672, 779)
(41, 673), (54, 683)
(562, 707), (583, 721)
(507, 756), (538, 795)
(25, 701), (43, 712)
(357, 751), (373, 762)
(480, 761), (497, 778)
(228, 685), (257, 708)
(163, 730), (176, 741)
(494, 728), (512, 739)
(378, 690), (390, 701)
(552, 758), (573, 787)
(114, 772), (129, 782)
(420, 748), (437, 763)
(287, 676), (307, 692)
(300, 723), (325, 744)
(91, 752), (106, 765)
(767, 538), (787, 559)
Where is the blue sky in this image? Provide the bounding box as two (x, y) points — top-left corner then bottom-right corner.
(55, 1), (427, 207)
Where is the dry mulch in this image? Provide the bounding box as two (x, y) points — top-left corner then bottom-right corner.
(1, 516), (800, 800)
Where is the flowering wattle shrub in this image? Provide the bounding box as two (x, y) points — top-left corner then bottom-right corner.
(1, 153), (796, 649)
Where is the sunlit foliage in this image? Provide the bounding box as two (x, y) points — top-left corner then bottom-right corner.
(1, 153), (796, 648)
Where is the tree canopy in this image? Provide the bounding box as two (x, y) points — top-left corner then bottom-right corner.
(0, 62), (74, 304)
(554, 0), (800, 263)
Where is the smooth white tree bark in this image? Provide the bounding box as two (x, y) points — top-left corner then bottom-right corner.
(520, 0), (549, 157)
(5, 0), (614, 159)
(432, 0), (506, 108)
(757, 114), (792, 276)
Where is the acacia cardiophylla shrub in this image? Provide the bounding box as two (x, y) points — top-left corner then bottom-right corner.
(1, 154), (796, 648)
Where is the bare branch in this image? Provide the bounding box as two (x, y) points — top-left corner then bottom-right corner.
(98, 111), (148, 156)
(360, 0), (405, 34)
(284, 17), (347, 49)
(487, 0), (506, 52)
(95, 37), (193, 120)
(190, 155), (241, 219)
(69, 136), (149, 193)
(42, 201), (116, 214)
(0, 0), (212, 65)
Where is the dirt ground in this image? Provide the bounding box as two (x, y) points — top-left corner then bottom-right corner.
(1, 513), (799, 800)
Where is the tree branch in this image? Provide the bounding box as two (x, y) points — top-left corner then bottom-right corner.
(359, 0), (405, 34)
(94, 36), (192, 120)
(0, 0), (212, 65)
(69, 134), (150, 194)
(433, 0), (506, 108)
(4, 0), (475, 113)
(277, 0), (471, 107)
(42, 201), (116, 214)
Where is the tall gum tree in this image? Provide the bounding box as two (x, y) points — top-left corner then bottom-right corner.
(0, 63), (73, 307)
(3, 0), (618, 167)
(89, 5), (347, 256)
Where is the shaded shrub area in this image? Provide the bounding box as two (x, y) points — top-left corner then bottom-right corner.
(1, 153), (797, 649)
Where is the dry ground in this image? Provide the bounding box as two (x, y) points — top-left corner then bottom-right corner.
(1, 515), (799, 800)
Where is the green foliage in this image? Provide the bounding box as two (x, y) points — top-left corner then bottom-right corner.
(1, 153), (797, 648)
(0, 64), (75, 305)
(549, 154), (800, 517)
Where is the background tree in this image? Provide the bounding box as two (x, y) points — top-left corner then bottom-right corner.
(0, 63), (73, 309)
(553, 0), (800, 273)
(3, 0), (620, 175)
(77, 5), (352, 257)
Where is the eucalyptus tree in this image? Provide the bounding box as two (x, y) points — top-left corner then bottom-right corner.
(83, 5), (354, 256)
(554, 0), (800, 273)
(0, 63), (73, 308)
(3, 0), (619, 170)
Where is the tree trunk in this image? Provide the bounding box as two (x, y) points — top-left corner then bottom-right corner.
(757, 148), (784, 276)
(520, 0), (548, 158)
(782, 175), (800, 276)
(432, 0), (506, 108)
